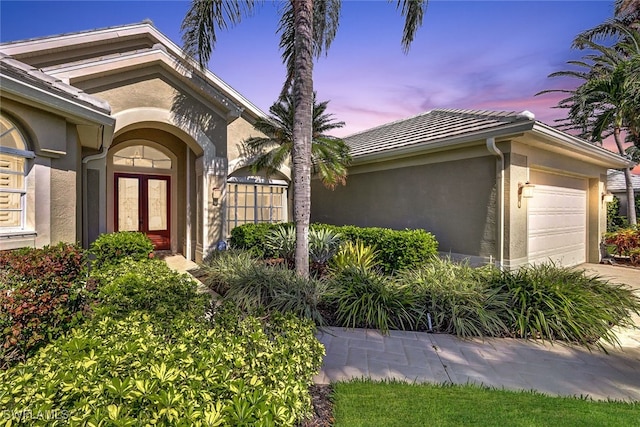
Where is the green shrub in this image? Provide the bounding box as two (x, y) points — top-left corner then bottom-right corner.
(204, 252), (326, 325)
(200, 249), (260, 295)
(0, 243), (89, 368)
(319, 225), (438, 273)
(0, 309), (324, 426)
(89, 231), (154, 268)
(91, 259), (209, 325)
(265, 224), (297, 266)
(229, 223), (280, 257)
(606, 195), (627, 231)
(309, 228), (342, 276)
(486, 263), (640, 348)
(229, 223), (438, 273)
(325, 267), (418, 333)
(330, 240), (381, 273)
(396, 258), (509, 338)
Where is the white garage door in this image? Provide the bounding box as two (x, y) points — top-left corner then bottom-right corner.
(527, 184), (586, 267)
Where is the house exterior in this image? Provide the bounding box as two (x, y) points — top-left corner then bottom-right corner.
(606, 169), (640, 219)
(0, 22), (290, 262)
(311, 109), (634, 268)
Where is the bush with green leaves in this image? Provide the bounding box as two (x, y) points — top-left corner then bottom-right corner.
(330, 240), (381, 273)
(396, 258), (509, 338)
(0, 243), (89, 368)
(202, 252), (326, 325)
(89, 231), (154, 268)
(325, 267), (418, 333)
(201, 249), (260, 295)
(229, 223), (280, 257)
(485, 263), (640, 348)
(0, 307), (324, 426)
(265, 224), (297, 266)
(91, 258), (209, 325)
(229, 222), (438, 273)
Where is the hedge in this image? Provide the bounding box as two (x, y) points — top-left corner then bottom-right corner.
(229, 223), (438, 273)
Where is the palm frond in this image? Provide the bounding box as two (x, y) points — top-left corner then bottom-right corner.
(181, 0), (257, 68)
(394, 0), (428, 53)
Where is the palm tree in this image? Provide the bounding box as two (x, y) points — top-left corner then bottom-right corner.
(538, 12), (640, 225)
(181, 0), (428, 277)
(243, 91), (350, 190)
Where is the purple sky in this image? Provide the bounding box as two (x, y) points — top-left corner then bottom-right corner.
(0, 1), (622, 142)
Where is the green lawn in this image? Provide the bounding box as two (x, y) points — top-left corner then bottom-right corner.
(332, 380), (640, 427)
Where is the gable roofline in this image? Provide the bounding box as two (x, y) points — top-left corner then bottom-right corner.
(0, 53), (115, 151)
(0, 21), (267, 122)
(346, 108), (633, 170)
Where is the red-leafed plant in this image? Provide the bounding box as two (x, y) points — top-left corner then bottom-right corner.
(0, 243), (89, 368)
(604, 227), (640, 266)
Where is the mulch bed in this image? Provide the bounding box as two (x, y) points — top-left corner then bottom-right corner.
(301, 384), (334, 427)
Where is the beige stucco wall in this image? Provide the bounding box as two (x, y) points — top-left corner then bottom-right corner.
(311, 153), (497, 258)
(81, 73), (228, 159)
(0, 99), (82, 249)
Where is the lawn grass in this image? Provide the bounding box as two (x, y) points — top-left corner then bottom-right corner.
(332, 380), (639, 427)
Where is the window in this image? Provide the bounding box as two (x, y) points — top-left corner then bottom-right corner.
(0, 114), (33, 231)
(113, 145), (172, 169)
(227, 181), (286, 230)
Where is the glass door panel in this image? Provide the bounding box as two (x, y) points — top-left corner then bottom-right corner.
(147, 179), (167, 231)
(117, 177), (139, 231)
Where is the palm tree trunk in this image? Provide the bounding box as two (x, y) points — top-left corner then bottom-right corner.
(614, 127), (637, 225)
(292, 0), (314, 277)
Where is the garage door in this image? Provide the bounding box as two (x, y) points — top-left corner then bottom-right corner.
(527, 185), (586, 267)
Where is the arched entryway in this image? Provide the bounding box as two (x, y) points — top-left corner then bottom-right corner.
(109, 140), (177, 251)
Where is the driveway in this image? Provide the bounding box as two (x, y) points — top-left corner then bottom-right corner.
(315, 263), (640, 401)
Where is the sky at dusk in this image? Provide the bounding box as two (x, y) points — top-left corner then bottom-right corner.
(0, 0), (633, 163)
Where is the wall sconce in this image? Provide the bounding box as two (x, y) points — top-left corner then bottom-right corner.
(602, 192), (614, 203)
(212, 187), (221, 206)
(518, 182), (535, 208)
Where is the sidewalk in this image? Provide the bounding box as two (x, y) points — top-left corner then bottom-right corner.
(314, 263), (640, 402)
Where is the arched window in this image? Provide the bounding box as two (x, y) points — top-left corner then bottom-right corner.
(113, 145), (172, 170)
(0, 113), (33, 230)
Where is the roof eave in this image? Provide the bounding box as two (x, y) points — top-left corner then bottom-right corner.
(1, 73), (116, 149)
(351, 120), (534, 165)
(1, 22), (267, 122)
(530, 122), (634, 169)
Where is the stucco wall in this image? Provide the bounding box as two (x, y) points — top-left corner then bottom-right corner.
(0, 99), (81, 248)
(227, 116), (260, 163)
(85, 73), (227, 158)
(311, 155), (496, 258)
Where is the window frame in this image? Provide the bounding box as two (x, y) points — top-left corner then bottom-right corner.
(226, 178), (288, 230)
(0, 115), (34, 233)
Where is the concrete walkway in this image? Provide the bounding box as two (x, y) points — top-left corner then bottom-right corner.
(314, 263), (640, 402)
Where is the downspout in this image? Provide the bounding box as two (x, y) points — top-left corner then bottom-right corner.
(486, 137), (504, 269)
(82, 133), (110, 248)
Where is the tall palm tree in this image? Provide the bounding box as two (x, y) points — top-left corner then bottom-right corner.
(243, 91), (350, 190)
(181, 0), (428, 276)
(538, 12), (639, 225)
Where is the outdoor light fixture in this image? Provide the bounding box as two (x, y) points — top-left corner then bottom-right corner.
(212, 187), (221, 206)
(602, 192), (614, 203)
(518, 182), (535, 208)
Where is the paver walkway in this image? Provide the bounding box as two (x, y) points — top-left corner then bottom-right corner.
(314, 263), (640, 402)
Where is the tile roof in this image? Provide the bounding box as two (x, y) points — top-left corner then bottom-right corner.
(0, 52), (111, 114)
(344, 109), (536, 158)
(607, 169), (640, 192)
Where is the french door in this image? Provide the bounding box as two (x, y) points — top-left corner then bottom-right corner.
(115, 173), (170, 250)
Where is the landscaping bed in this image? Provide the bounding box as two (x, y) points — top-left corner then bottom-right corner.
(203, 223), (640, 350)
(0, 232), (324, 426)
